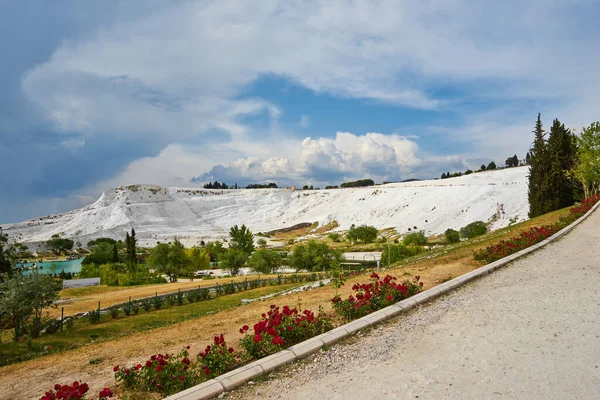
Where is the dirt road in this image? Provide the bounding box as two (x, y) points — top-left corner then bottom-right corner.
(230, 208), (600, 400)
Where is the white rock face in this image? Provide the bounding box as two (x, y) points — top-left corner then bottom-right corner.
(2, 167), (530, 247)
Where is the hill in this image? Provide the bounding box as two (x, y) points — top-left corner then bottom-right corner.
(2, 167), (529, 247)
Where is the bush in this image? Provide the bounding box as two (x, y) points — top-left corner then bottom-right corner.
(402, 231), (427, 246)
(346, 225), (378, 244)
(109, 306), (120, 319)
(328, 232), (342, 242)
(198, 288), (210, 301)
(87, 310), (98, 324)
(460, 221), (488, 239)
(152, 296), (163, 310)
(445, 229), (460, 244)
(140, 299), (152, 312)
(65, 318), (75, 330)
(331, 273), (423, 320)
(473, 225), (559, 264)
(40, 381), (113, 400)
(380, 243), (424, 266)
(114, 347), (196, 396)
(197, 334), (239, 378)
(239, 305), (333, 359)
(44, 319), (61, 334)
(131, 302), (140, 315)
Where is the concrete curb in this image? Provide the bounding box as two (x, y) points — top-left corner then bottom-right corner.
(165, 201), (600, 400)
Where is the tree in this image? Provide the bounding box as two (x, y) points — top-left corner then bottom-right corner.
(290, 240), (342, 272)
(0, 272), (59, 339)
(441, 172), (447, 179)
(147, 240), (188, 282)
(445, 229), (460, 244)
(526, 152), (532, 165)
(487, 161), (497, 170)
(0, 232), (18, 276)
(528, 113), (552, 218)
(480, 165), (486, 171)
(505, 155), (519, 167)
(248, 249), (283, 274)
(464, 169), (473, 175)
(112, 243), (119, 263)
(571, 122), (600, 198)
(346, 225), (378, 244)
(229, 225), (254, 255)
(460, 221), (488, 239)
(221, 248), (248, 276)
(403, 231), (427, 246)
(205, 241), (225, 262)
(547, 118), (578, 209)
(257, 238), (267, 248)
(125, 228), (137, 270)
(81, 242), (115, 266)
(45, 234), (74, 254)
(186, 247), (210, 280)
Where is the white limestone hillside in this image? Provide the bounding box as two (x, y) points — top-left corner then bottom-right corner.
(3, 167), (530, 247)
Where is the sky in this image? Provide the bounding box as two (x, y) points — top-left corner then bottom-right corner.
(1, 0), (599, 224)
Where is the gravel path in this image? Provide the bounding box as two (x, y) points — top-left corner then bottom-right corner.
(226, 209), (600, 400)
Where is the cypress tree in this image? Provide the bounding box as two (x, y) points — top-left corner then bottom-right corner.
(112, 243), (118, 262)
(547, 118), (578, 209)
(129, 228), (137, 268)
(528, 113), (552, 217)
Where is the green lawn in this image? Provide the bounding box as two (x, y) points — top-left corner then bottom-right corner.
(0, 283), (298, 367)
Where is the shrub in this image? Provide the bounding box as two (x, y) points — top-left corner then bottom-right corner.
(445, 229), (460, 244)
(65, 318), (75, 330)
(198, 288), (210, 301)
(331, 273), (423, 321)
(346, 225), (378, 244)
(197, 334), (238, 378)
(108, 306), (120, 320)
(473, 225), (559, 264)
(131, 302), (140, 315)
(44, 319), (61, 334)
(185, 290), (198, 303)
(140, 299), (152, 312)
(380, 243), (424, 266)
(153, 296), (163, 310)
(460, 221), (487, 239)
(39, 382), (114, 400)
(87, 310), (98, 324)
(123, 304), (132, 317)
(328, 232), (342, 242)
(239, 305), (333, 359)
(114, 347), (196, 396)
(402, 231), (427, 246)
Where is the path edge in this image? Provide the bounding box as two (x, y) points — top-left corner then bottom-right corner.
(165, 201), (600, 400)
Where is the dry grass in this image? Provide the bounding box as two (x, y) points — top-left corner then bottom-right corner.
(0, 206), (573, 400)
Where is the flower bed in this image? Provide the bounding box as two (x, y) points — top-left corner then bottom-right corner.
(331, 273), (423, 321)
(40, 382), (113, 400)
(474, 195), (600, 264)
(239, 305), (333, 359)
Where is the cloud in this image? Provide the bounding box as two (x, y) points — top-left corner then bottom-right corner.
(299, 115), (310, 128)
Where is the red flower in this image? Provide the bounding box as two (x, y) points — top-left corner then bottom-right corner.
(99, 388), (113, 398)
(156, 365), (164, 372)
(113, 365), (119, 372)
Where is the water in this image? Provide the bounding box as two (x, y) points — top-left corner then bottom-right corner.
(15, 258), (83, 275)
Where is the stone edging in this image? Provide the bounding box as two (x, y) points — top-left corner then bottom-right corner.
(165, 202), (600, 400)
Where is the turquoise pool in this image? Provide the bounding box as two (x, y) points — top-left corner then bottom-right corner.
(16, 258), (83, 275)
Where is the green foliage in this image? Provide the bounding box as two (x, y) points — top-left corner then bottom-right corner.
(444, 229), (460, 244)
(487, 161), (497, 170)
(0, 272), (59, 338)
(205, 241), (225, 262)
(125, 228), (137, 270)
(505, 154), (519, 167)
(381, 244), (424, 266)
(256, 238), (267, 248)
(571, 121), (600, 199)
(79, 262), (100, 278)
(340, 178), (375, 188)
(529, 114), (578, 217)
(328, 232), (342, 242)
(187, 247), (210, 280)
(147, 240), (189, 282)
(221, 248), (248, 276)
(87, 237), (116, 247)
(82, 242), (115, 266)
(346, 224), (378, 244)
(290, 240), (342, 272)
(330, 261), (346, 296)
(0, 232), (18, 276)
(460, 221), (488, 239)
(248, 249), (282, 274)
(45, 234), (74, 254)
(228, 225), (255, 254)
(402, 230), (427, 246)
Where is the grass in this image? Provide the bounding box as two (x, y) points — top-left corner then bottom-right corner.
(0, 284), (298, 367)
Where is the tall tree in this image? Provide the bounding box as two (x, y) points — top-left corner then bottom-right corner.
(570, 122), (600, 198)
(229, 225), (254, 255)
(125, 228), (137, 270)
(112, 243), (118, 262)
(528, 113), (552, 217)
(0, 232), (17, 276)
(547, 118), (578, 209)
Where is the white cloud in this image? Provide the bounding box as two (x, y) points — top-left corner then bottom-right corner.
(299, 115), (310, 128)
